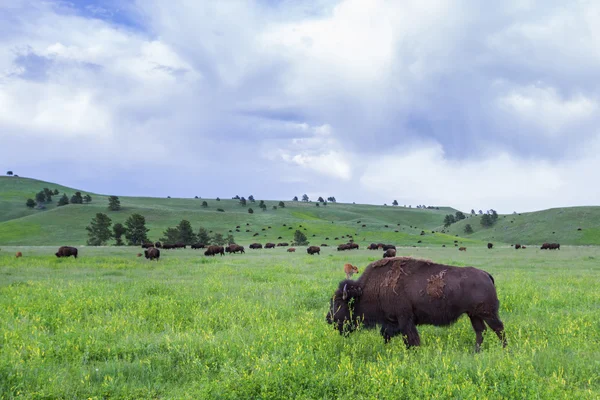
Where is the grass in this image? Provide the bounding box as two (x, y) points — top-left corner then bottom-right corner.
(1, 246), (598, 398)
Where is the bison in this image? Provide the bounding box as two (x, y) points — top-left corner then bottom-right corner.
(155, 242), (162, 248)
(344, 263), (359, 279)
(55, 246), (78, 258)
(141, 242), (154, 249)
(515, 244), (521, 250)
(307, 246), (321, 255)
(541, 243), (560, 250)
(144, 247), (160, 261)
(137, 253), (143, 257)
(487, 243), (493, 250)
(383, 248), (396, 258)
(191, 243), (205, 249)
(382, 244), (396, 251)
(226, 244), (245, 254)
(277, 242), (289, 247)
(287, 248), (296, 252)
(204, 245), (225, 256)
(265, 243), (276, 249)
(326, 257), (507, 352)
(15, 251), (22, 258)
(249, 243), (263, 249)
(367, 243), (379, 250)
(459, 247), (467, 251)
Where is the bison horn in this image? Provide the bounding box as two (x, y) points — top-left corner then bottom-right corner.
(342, 284), (348, 300)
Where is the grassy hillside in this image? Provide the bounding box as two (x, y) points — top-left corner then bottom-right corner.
(0, 176), (463, 246)
(446, 207), (600, 246)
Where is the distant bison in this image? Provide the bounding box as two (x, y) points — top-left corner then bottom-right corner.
(321, 244), (328, 247)
(487, 243), (493, 249)
(265, 243), (276, 249)
(55, 246), (78, 258)
(459, 247), (467, 251)
(141, 242), (154, 249)
(277, 242), (289, 247)
(15, 252), (22, 258)
(382, 244), (396, 251)
(204, 245), (225, 256)
(367, 243), (379, 250)
(515, 244), (521, 250)
(137, 253), (143, 257)
(155, 242), (162, 248)
(307, 246), (321, 255)
(191, 243), (205, 249)
(249, 243), (263, 249)
(226, 244), (245, 254)
(383, 248), (396, 258)
(344, 263), (359, 279)
(540, 243), (560, 250)
(326, 257), (507, 352)
(144, 247), (160, 261)
(287, 248), (296, 252)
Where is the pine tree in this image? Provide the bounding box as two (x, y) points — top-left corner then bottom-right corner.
(202, 201), (208, 208)
(108, 196), (121, 211)
(43, 188), (53, 202)
(83, 194), (92, 204)
(240, 197), (247, 206)
(57, 194), (69, 206)
(212, 233), (226, 245)
(124, 214), (149, 245)
(86, 213), (113, 245)
(177, 220), (197, 245)
(293, 230), (308, 246)
(197, 227), (211, 244)
(464, 224), (474, 234)
(26, 199), (36, 208)
(71, 191), (83, 204)
(392, 200), (398, 206)
(35, 191), (46, 204)
(248, 208), (254, 214)
(278, 201), (285, 208)
(160, 227), (180, 245)
(248, 195), (255, 203)
(113, 223), (126, 246)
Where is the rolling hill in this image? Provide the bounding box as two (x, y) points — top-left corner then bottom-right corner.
(1, 176), (599, 246)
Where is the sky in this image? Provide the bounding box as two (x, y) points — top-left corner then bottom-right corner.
(1, 0), (600, 213)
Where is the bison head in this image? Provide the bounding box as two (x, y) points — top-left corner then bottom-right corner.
(326, 280), (363, 335)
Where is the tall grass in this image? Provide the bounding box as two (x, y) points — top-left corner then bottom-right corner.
(1, 246), (598, 398)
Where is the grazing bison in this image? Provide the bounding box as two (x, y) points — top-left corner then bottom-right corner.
(459, 247), (467, 252)
(368, 243), (379, 250)
(326, 257), (507, 352)
(321, 244), (328, 247)
(337, 244), (351, 251)
(540, 243), (560, 250)
(515, 244), (521, 250)
(144, 247), (160, 261)
(141, 242), (154, 249)
(307, 246), (321, 255)
(265, 243), (276, 249)
(191, 243), (205, 249)
(137, 253), (143, 257)
(382, 244), (396, 251)
(55, 246), (78, 258)
(204, 245), (225, 256)
(277, 242), (289, 247)
(15, 252), (22, 258)
(487, 243), (493, 249)
(383, 248), (396, 258)
(344, 263), (359, 279)
(226, 244), (245, 254)
(155, 242), (162, 248)
(249, 243), (263, 249)
(522, 246), (527, 249)
(287, 248), (296, 252)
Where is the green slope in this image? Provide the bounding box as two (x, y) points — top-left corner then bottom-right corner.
(445, 207), (600, 245)
(0, 176), (463, 246)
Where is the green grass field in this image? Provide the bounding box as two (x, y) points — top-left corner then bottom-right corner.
(1, 246), (598, 399)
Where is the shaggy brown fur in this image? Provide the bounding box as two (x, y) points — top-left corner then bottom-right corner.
(287, 248), (296, 252)
(204, 245), (225, 256)
(55, 246), (78, 258)
(15, 252), (22, 258)
(344, 263), (359, 279)
(327, 257), (506, 352)
(383, 248), (396, 258)
(459, 247), (467, 251)
(144, 247), (160, 261)
(307, 246), (320, 255)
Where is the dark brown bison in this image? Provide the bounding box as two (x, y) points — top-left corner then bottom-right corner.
(141, 242), (154, 249)
(321, 244), (328, 247)
(344, 263), (359, 279)
(249, 243), (263, 249)
(383, 248), (396, 258)
(337, 244), (350, 251)
(155, 242), (162, 248)
(204, 246), (225, 256)
(144, 247), (160, 261)
(265, 243), (276, 249)
(515, 244), (521, 250)
(15, 252), (22, 258)
(307, 246), (320, 255)
(540, 243), (560, 250)
(191, 243), (205, 249)
(287, 247), (296, 252)
(277, 242), (289, 247)
(226, 244), (245, 254)
(459, 247), (467, 251)
(326, 257), (507, 352)
(382, 244), (396, 251)
(487, 243), (493, 249)
(349, 243), (359, 250)
(55, 246), (78, 258)
(368, 243), (379, 250)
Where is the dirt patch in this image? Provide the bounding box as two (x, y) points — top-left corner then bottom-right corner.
(426, 270), (447, 299)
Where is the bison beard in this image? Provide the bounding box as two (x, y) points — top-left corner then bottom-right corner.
(326, 257), (507, 352)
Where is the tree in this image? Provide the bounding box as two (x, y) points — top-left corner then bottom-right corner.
(233, 195), (240, 200)
(83, 194), (92, 204)
(272, 205), (277, 210)
(478, 210), (483, 215)
(125, 214), (149, 245)
(327, 196), (337, 203)
(455, 211), (466, 221)
(316, 203), (320, 207)
(202, 201), (208, 208)
(318, 196), (324, 203)
(71, 192), (83, 204)
(216, 197), (220, 201)
(248, 195), (255, 203)
(248, 208), (254, 214)
(160, 227), (180, 245)
(392, 200), (399, 206)
(443, 214), (456, 228)
(226, 234), (235, 245)
(6, 171), (13, 176)
(113, 223), (126, 246)
(239, 197), (247, 206)
(26, 199), (36, 208)
(53, 189), (59, 195)
(57, 194), (69, 206)
(293, 230), (308, 246)
(464, 224), (474, 234)
(212, 233), (226, 246)
(259, 200), (267, 211)
(197, 227), (211, 244)
(86, 213), (113, 246)
(471, 209), (476, 215)
(480, 213), (493, 227)
(108, 196), (121, 211)
(177, 220), (197, 245)
(293, 196), (298, 201)
(302, 194), (309, 202)
(490, 210), (499, 222)
(35, 191), (46, 204)
(278, 201), (285, 208)
(43, 188), (53, 202)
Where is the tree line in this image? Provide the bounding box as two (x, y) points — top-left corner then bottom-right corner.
(26, 188), (92, 209)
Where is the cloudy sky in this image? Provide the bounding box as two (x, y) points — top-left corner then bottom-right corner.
(1, 0), (599, 212)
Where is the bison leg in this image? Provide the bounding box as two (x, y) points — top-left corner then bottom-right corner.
(469, 315), (487, 353)
(484, 316), (507, 348)
(381, 319), (420, 347)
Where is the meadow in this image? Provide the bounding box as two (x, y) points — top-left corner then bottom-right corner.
(1, 245), (599, 399)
